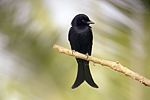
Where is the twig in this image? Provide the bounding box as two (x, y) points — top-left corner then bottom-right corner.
(53, 44), (150, 87)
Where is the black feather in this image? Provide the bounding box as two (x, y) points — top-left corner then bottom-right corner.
(68, 14), (98, 89)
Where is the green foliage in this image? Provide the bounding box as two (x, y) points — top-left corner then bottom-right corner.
(0, 0), (150, 100)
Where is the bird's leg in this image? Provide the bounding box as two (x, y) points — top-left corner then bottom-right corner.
(72, 50), (76, 55)
(85, 53), (89, 59)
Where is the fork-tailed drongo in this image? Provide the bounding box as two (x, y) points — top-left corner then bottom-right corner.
(68, 14), (98, 89)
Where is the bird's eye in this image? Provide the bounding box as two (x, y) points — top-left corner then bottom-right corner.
(82, 20), (85, 23)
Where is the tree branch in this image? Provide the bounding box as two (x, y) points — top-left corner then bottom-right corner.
(53, 44), (150, 87)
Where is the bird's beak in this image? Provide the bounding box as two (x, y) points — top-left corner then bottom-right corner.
(86, 21), (95, 24)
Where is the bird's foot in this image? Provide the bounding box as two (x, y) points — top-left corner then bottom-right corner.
(72, 50), (76, 55)
(85, 53), (89, 59)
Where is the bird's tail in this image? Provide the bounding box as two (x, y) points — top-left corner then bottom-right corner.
(71, 59), (84, 89)
(71, 59), (98, 89)
(84, 61), (98, 88)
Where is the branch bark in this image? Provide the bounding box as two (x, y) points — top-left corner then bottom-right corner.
(53, 44), (150, 87)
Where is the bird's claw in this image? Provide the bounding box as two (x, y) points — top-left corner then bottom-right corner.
(85, 53), (89, 59)
(72, 50), (76, 54)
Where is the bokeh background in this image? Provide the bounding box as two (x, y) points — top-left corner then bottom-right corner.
(0, 0), (150, 100)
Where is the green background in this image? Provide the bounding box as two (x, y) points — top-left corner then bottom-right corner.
(0, 0), (150, 100)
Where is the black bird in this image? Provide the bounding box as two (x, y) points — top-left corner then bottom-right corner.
(68, 14), (98, 89)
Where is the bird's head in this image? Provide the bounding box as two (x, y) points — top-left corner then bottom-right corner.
(71, 14), (94, 26)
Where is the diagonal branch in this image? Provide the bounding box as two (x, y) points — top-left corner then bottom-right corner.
(53, 44), (150, 87)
